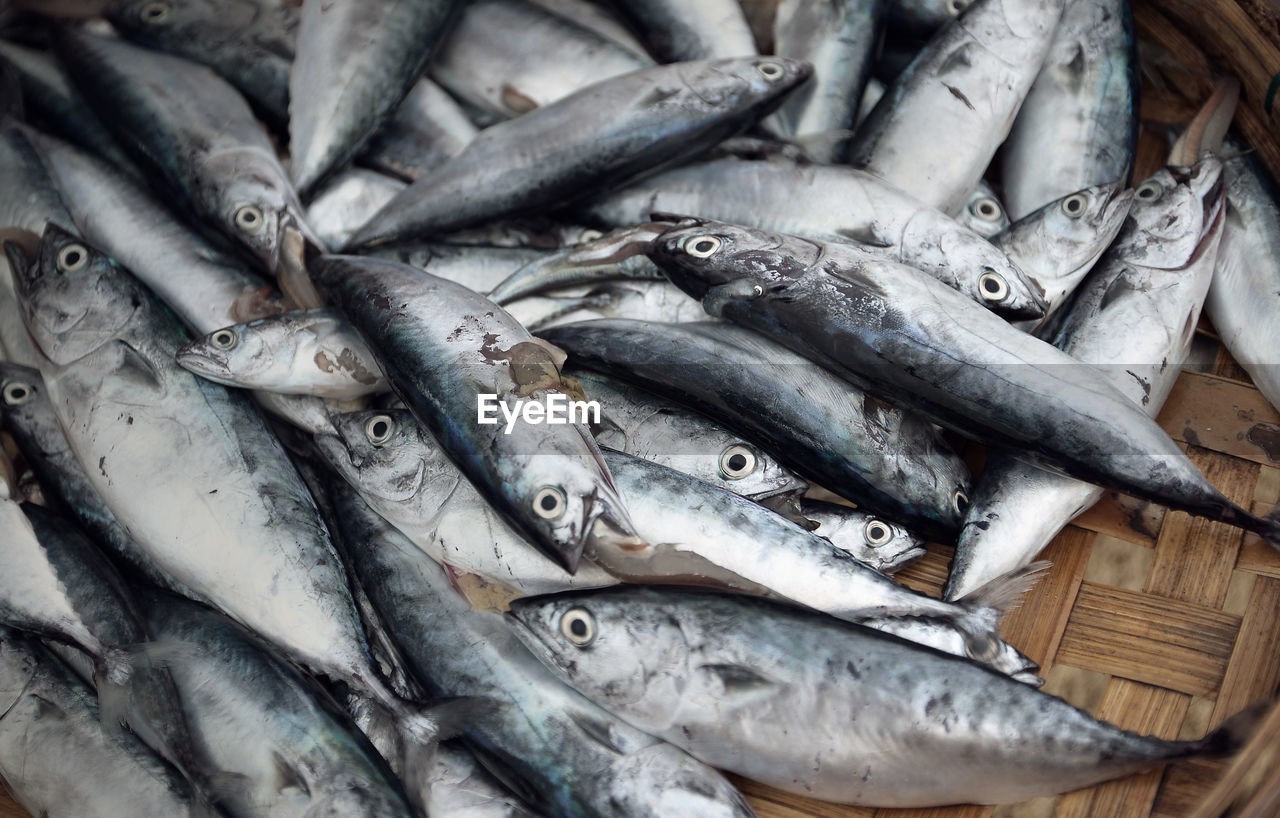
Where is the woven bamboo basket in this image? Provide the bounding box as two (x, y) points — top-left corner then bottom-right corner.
(3, 1), (1280, 817)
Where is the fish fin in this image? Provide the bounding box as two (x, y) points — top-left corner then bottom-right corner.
(93, 645), (139, 737)
(271, 750), (311, 796)
(397, 698), (490, 817)
(832, 225), (893, 248)
(205, 771), (255, 809)
(697, 663), (784, 706)
(500, 84), (539, 115)
(567, 711), (629, 754)
(955, 561), (1051, 621)
(1195, 699), (1273, 758)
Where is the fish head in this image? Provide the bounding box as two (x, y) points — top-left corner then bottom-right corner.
(8, 223), (143, 365)
(714, 440), (808, 500)
(646, 219), (820, 308)
(998, 182), (1134, 303)
(316, 409), (437, 504)
(606, 742), (756, 818)
(507, 589), (692, 707)
(204, 148), (320, 277)
(504, 426), (647, 574)
(809, 508), (927, 573)
(960, 185), (1010, 238)
(0, 362), (45, 424)
(941, 228), (1047, 320)
(175, 317), (274, 386)
(1119, 158), (1226, 270)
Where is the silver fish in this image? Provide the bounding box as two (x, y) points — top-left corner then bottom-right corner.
(847, 0), (1065, 214)
(9, 225), (442, 760)
(428, 0), (654, 119)
(946, 160), (1225, 599)
(487, 224), (667, 305)
(507, 586), (1251, 806)
(526, 0), (650, 58)
(55, 28), (321, 276)
(310, 253), (644, 573)
(289, 0), (463, 195)
(998, 182), (1134, 330)
(0, 631), (203, 818)
(647, 216), (1280, 546)
(885, 0), (963, 37)
(569, 367), (810, 502)
(579, 157), (1046, 317)
(1205, 147), (1280, 415)
(999, 0), (1137, 220)
(593, 449), (1037, 679)
(330, 479), (760, 818)
(307, 169), (407, 250)
(361, 77), (478, 182)
(426, 744), (540, 818)
(177, 308), (388, 400)
(513, 280), (709, 330)
(347, 57), (813, 247)
(141, 591), (416, 818)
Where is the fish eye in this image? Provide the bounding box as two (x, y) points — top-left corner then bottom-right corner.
(363, 414), (396, 447)
(751, 284), (764, 297)
(977, 270), (1009, 302)
(756, 61), (785, 82)
(947, 0), (970, 14)
(2, 381), (33, 406)
(1135, 180), (1163, 202)
(533, 486), (566, 519)
(864, 519), (894, 546)
(139, 1), (171, 23)
(965, 632), (1001, 663)
(718, 444), (757, 480)
(969, 196), (1003, 222)
(56, 243), (89, 273)
(209, 329), (238, 351)
(1060, 193), (1088, 218)
(684, 235), (722, 258)
(952, 488), (970, 514)
(234, 204), (265, 234)
(560, 607), (597, 647)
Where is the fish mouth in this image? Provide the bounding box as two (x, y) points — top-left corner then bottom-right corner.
(1097, 183), (1136, 227)
(275, 219), (326, 309)
(582, 512), (649, 568)
(881, 545), (928, 572)
(174, 345), (232, 380)
(1013, 669), (1046, 687)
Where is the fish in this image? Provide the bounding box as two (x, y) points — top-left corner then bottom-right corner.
(0, 630), (204, 817)
(310, 252), (644, 573)
(539, 319), (972, 541)
(140, 591), (417, 818)
(885, 0), (963, 37)
(487, 224), (668, 305)
(765, 0), (883, 163)
(512, 280), (710, 330)
(526, 0), (650, 57)
(103, 0), (298, 127)
(847, 0), (1065, 214)
(999, 0), (1137, 220)
(307, 168), (407, 250)
(578, 157), (1046, 317)
(177, 307), (389, 400)
(592, 449), (1037, 679)
(315, 408), (622, 597)
(1205, 145), (1280, 416)
(995, 181), (1134, 329)
(288, 0), (464, 196)
(55, 28), (321, 279)
(945, 159), (1225, 599)
(426, 743), (541, 818)
(646, 218), (1280, 546)
(360, 77), (478, 183)
(329, 477), (760, 818)
(428, 0), (654, 120)
(507, 586), (1255, 806)
(7, 225), (446, 765)
(611, 0), (758, 62)
(346, 57), (813, 248)
(569, 367), (810, 502)
(0, 362), (197, 596)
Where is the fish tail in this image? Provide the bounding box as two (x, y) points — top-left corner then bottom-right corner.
(395, 697), (488, 815)
(1238, 502), (1280, 551)
(1191, 699), (1273, 759)
(955, 561), (1052, 621)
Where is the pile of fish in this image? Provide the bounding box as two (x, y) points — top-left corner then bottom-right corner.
(0, 0), (1275, 815)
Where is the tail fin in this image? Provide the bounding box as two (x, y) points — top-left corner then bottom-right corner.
(396, 698), (488, 817)
(1195, 699), (1274, 759)
(957, 561), (1052, 623)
